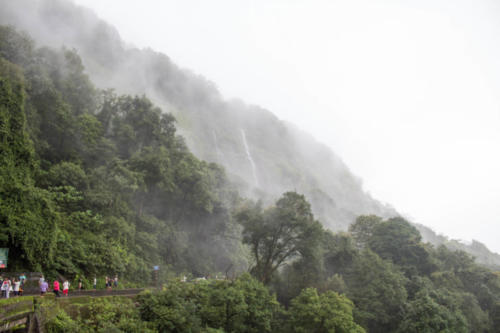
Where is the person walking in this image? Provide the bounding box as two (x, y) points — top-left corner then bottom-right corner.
(53, 280), (61, 297)
(63, 280), (69, 296)
(93, 276), (97, 290)
(1, 277), (10, 298)
(40, 280), (48, 296)
(19, 273), (26, 287)
(13, 278), (20, 296)
(8, 278), (13, 297)
(105, 276), (111, 290)
(114, 275), (118, 288)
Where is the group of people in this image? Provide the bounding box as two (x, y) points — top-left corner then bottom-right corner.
(1, 274), (26, 298)
(105, 276), (119, 289)
(38, 276), (70, 297)
(43, 275), (118, 296)
(1, 274), (120, 298)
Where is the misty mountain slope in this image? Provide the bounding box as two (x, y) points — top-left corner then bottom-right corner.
(0, 0), (397, 231)
(415, 224), (500, 270)
(2, 0), (500, 267)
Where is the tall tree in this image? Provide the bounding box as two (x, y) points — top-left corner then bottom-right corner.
(346, 250), (408, 332)
(348, 215), (382, 249)
(237, 192), (323, 284)
(368, 217), (435, 276)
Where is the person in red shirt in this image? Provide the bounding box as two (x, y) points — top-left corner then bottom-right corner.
(53, 280), (61, 297)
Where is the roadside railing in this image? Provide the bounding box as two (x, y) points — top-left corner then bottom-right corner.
(0, 288), (145, 332)
(0, 298), (39, 332)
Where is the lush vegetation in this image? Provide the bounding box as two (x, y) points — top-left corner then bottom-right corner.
(31, 275), (362, 333)
(4, 0), (500, 270)
(237, 202), (500, 332)
(0, 25), (243, 282)
(2, 25), (500, 332)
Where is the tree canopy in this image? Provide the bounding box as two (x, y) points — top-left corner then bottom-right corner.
(236, 192), (323, 284)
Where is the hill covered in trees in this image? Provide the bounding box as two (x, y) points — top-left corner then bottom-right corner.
(0, 25), (245, 277)
(2, 0), (499, 270)
(2, 24), (500, 332)
(0, 0), (397, 232)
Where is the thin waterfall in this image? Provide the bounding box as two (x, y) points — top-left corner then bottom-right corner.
(240, 128), (259, 187)
(212, 130), (224, 164)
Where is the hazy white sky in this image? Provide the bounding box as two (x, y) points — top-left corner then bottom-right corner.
(73, 0), (500, 253)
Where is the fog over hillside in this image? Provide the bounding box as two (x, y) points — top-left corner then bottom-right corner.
(0, 0), (396, 226)
(2, 0), (499, 267)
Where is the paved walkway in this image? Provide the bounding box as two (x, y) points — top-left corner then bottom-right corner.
(19, 288), (145, 298)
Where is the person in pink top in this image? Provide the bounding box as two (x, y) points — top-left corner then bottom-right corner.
(53, 280), (61, 297)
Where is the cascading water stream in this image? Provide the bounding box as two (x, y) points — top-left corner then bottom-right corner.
(212, 130), (224, 163)
(240, 128), (259, 187)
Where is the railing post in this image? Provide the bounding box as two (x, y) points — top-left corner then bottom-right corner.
(27, 313), (33, 333)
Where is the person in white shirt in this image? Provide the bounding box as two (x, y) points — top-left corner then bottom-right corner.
(1, 278), (10, 298)
(63, 280), (70, 296)
(13, 279), (20, 296)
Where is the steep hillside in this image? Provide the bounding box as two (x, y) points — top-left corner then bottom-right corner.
(0, 0), (396, 232)
(3, 10), (500, 333)
(416, 224), (500, 270)
(0, 25), (245, 277)
(2, 0), (499, 268)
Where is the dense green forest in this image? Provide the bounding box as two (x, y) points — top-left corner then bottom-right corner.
(0, 0), (398, 234)
(3, 0), (500, 271)
(2, 25), (500, 332)
(0, 25), (244, 279)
